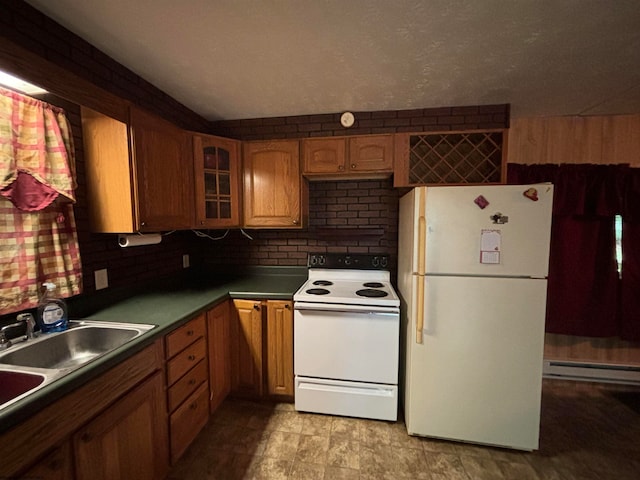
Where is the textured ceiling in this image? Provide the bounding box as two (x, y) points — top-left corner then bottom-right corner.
(25, 0), (640, 121)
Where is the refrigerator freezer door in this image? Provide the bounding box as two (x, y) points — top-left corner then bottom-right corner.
(422, 184), (553, 278)
(404, 275), (547, 450)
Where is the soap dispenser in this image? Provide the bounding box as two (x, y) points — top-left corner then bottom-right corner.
(36, 282), (69, 333)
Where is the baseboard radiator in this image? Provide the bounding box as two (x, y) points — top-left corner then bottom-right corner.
(543, 360), (640, 385)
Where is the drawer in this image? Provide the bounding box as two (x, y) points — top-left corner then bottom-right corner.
(167, 359), (208, 412)
(165, 314), (206, 359)
(170, 382), (209, 464)
(166, 337), (207, 386)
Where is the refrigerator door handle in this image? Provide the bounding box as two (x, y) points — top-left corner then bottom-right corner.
(415, 187), (427, 344)
(415, 273), (425, 343)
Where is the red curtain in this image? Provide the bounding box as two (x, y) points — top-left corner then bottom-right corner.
(507, 164), (640, 341)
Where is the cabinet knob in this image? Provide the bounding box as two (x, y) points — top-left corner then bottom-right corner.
(190, 402), (198, 410)
(141, 221), (146, 226)
(189, 379), (196, 385)
(351, 164), (357, 169)
(285, 303), (291, 310)
(292, 219), (298, 225)
(186, 330), (194, 336)
(338, 165), (344, 171)
(188, 354), (196, 361)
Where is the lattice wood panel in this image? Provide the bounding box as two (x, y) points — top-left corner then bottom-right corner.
(407, 132), (504, 185)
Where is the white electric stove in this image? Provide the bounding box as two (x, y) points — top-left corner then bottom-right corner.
(293, 253), (400, 421)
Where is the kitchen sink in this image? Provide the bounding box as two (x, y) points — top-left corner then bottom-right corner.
(0, 370), (46, 406)
(0, 320), (155, 411)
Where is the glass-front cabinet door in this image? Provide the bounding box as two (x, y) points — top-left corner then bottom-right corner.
(193, 134), (241, 228)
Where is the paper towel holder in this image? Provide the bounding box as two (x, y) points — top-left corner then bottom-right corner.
(118, 233), (162, 247)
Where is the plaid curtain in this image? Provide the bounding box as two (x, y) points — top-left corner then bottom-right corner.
(0, 87), (82, 315)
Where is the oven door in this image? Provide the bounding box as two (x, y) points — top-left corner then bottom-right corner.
(294, 302), (400, 385)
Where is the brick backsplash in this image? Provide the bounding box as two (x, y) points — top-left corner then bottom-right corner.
(197, 179), (400, 273)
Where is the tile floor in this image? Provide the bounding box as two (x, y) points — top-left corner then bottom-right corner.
(168, 379), (640, 479)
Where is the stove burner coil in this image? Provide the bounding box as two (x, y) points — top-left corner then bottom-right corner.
(356, 288), (389, 298)
(306, 288), (331, 295)
(363, 282), (384, 288)
(313, 280), (333, 286)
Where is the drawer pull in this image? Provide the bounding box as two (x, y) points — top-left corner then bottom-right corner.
(186, 330), (194, 336)
(188, 354), (196, 361)
(190, 402), (197, 410)
(189, 379), (196, 385)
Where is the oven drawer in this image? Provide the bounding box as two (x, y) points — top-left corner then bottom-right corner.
(295, 376), (398, 421)
(294, 307), (399, 384)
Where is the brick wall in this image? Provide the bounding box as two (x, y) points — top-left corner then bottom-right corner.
(0, 2), (200, 301)
(0, 2), (509, 306)
(197, 179), (399, 273)
(0, 0), (209, 132)
(211, 104), (509, 140)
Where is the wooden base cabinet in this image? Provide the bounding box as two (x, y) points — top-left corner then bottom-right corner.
(230, 299), (264, 397)
(164, 314), (209, 464)
(20, 443), (73, 480)
(266, 300), (294, 397)
(74, 372), (169, 480)
(230, 299), (294, 399)
(1, 342), (165, 479)
(207, 301), (231, 412)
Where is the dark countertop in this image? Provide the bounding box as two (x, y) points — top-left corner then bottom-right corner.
(0, 266), (307, 433)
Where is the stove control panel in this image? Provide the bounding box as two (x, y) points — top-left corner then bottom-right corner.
(308, 253), (390, 270)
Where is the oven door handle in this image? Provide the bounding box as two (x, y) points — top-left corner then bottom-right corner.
(294, 304), (399, 316)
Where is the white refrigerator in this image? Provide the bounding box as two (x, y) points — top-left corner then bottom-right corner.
(397, 184), (554, 451)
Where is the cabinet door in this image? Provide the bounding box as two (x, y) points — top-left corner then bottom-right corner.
(348, 135), (394, 172)
(20, 443), (73, 480)
(230, 299), (263, 397)
(266, 300), (294, 397)
(207, 301), (231, 412)
(193, 134), (242, 228)
(243, 140), (304, 228)
(302, 137), (347, 174)
(74, 372), (169, 480)
(131, 107), (194, 231)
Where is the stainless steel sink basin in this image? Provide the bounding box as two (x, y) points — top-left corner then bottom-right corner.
(0, 320), (155, 411)
(0, 370), (46, 406)
(0, 325), (143, 369)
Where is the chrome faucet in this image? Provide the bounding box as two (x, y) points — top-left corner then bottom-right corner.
(0, 313), (36, 350)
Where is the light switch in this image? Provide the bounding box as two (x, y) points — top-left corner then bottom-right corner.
(95, 269), (108, 290)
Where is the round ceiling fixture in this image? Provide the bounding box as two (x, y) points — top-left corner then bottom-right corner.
(340, 111), (355, 128)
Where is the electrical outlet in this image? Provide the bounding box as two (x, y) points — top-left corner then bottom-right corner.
(182, 254), (190, 268)
(95, 269), (108, 290)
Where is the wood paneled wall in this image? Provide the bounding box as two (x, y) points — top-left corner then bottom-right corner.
(508, 114), (640, 366)
(508, 114), (640, 166)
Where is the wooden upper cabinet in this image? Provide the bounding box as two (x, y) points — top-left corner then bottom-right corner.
(81, 106), (193, 233)
(130, 108), (194, 231)
(193, 134), (242, 228)
(303, 135), (393, 178)
(393, 130), (506, 187)
(243, 140), (306, 228)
